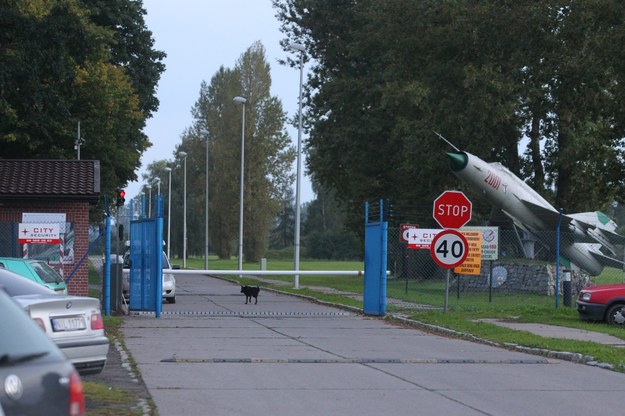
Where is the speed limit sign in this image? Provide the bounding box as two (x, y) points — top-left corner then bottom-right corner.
(430, 229), (468, 268)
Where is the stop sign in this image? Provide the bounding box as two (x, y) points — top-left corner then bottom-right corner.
(433, 190), (472, 229)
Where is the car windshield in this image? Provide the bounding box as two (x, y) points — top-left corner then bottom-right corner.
(124, 251), (171, 269)
(29, 261), (64, 284)
(162, 252), (171, 268)
(0, 289), (59, 362)
(0, 269), (56, 296)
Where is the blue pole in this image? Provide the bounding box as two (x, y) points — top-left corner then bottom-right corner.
(555, 208), (563, 308)
(104, 214), (111, 316)
(155, 195), (164, 318)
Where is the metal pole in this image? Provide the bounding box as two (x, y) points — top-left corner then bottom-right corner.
(205, 133), (209, 269)
(444, 269), (450, 313)
(293, 47), (304, 289)
(76, 121), (81, 160)
(183, 155), (187, 268)
(165, 167), (172, 260)
(233, 97), (247, 272)
(178, 151), (188, 268)
(239, 103), (245, 272)
(555, 208), (563, 308)
(147, 185), (152, 218)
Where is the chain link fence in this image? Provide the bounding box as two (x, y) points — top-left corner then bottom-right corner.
(387, 227), (625, 303)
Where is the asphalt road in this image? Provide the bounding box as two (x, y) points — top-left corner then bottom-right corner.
(118, 273), (625, 416)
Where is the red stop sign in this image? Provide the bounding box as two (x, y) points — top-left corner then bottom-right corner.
(433, 191), (472, 229)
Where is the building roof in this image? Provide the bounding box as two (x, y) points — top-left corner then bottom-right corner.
(0, 159), (100, 201)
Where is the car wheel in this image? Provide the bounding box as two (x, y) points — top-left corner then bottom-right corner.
(606, 303), (625, 325)
(167, 296), (176, 304)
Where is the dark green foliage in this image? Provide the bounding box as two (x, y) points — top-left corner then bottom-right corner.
(0, 0), (165, 217)
(274, 0), (625, 229)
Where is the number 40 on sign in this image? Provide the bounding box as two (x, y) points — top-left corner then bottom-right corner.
(429, 229), (468, 268)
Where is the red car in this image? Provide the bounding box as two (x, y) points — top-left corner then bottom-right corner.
(576, 283), (625, 325)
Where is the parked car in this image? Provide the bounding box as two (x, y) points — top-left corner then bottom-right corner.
(576, 282), (625, 325)
(122, 250), (177, 304)
(0, 286), (85, 415)
(0, 268), (109, 375)
(0, 257), (68, 294)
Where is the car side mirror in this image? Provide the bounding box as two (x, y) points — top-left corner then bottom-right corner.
(172, 265), (181, 270)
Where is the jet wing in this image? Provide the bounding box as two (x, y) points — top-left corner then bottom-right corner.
(567, 212), (625, 245)
(518, 198), (562, 229)
(588, 246), (625, 270)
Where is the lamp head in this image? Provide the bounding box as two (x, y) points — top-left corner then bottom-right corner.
(289, 43), (305, 52)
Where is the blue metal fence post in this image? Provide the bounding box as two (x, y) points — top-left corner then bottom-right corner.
(155, 195), (164, 318)
(555, 208), (563, 308)
(363, 200), (388, 316)
(104, 213), (111, 316)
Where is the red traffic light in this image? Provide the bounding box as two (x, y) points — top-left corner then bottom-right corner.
(115, 188), (126, 207)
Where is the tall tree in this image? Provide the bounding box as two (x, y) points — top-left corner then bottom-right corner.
(270, 183), (295, 250)
(0, 0), (165, 214)
(185, 42), (295, 261)
(275, 0), (625, 229)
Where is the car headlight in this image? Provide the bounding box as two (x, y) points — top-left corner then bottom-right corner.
(581, 292), (591, 302)
(163, 273), (174, 282)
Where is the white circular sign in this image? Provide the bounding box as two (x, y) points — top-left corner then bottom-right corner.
(430, 229), (469, 269)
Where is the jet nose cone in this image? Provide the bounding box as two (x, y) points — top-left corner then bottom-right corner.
(447, 152), (468, 172)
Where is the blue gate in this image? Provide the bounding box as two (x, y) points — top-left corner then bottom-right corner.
(129, 195), (164, 317)
(363, 200), (388, 316)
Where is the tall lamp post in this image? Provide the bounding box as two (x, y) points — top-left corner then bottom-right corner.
(205, 129), (209, 269)
(154, 177), (161, 195)
(233, 96), (247, 272)
(146, 184), (152, 218)
(289, 42), (305, 289)
(179, 151), (188, 268)
(164, 167), (172, 259)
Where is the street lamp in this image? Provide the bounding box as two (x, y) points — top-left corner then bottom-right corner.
(146, 184), (152, 218)
(233, 96), (246, 272)
(154, 177), (161, 195)
(179, 151), (188, 268)
(205, 130), (209, 270)
(289, 42), (305, 289)
(164, 167), (172, 260)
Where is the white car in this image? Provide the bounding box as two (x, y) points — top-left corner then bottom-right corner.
(0, 268), (109, 375)
(122, 250), (177, 304)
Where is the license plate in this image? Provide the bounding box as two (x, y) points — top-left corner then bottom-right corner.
(51, 317), (86, 332)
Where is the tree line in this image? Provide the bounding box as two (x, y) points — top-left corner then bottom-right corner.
(5, 1), (625, 262)
(274, 0), (625, 231)
(0, 0), (165, 212)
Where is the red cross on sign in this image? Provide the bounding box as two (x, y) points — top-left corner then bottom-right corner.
(433, 191), (472, 229)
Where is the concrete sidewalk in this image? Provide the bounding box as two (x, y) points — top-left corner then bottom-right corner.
(120, 274), (625, 416)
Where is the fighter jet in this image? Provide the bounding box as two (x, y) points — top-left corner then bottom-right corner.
(445, 147), (624, 276)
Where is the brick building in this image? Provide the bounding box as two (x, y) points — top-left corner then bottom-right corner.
(0, 159), (100, 296)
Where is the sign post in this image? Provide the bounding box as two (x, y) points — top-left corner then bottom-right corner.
(430, 230), (469, 312)
(431, 191), (473, 312)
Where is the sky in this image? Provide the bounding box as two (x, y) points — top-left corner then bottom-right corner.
(127, 0), (313, 202)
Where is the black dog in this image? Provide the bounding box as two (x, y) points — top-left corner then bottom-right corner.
(240, 285), (260, 304)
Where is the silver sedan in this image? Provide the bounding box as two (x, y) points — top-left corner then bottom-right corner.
(0, 268), (109, 375)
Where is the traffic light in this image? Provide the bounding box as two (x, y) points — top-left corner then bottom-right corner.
(115, 188), (126, 207)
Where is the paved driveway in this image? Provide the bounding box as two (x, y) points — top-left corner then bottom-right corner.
(122, 274), (625, 416)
